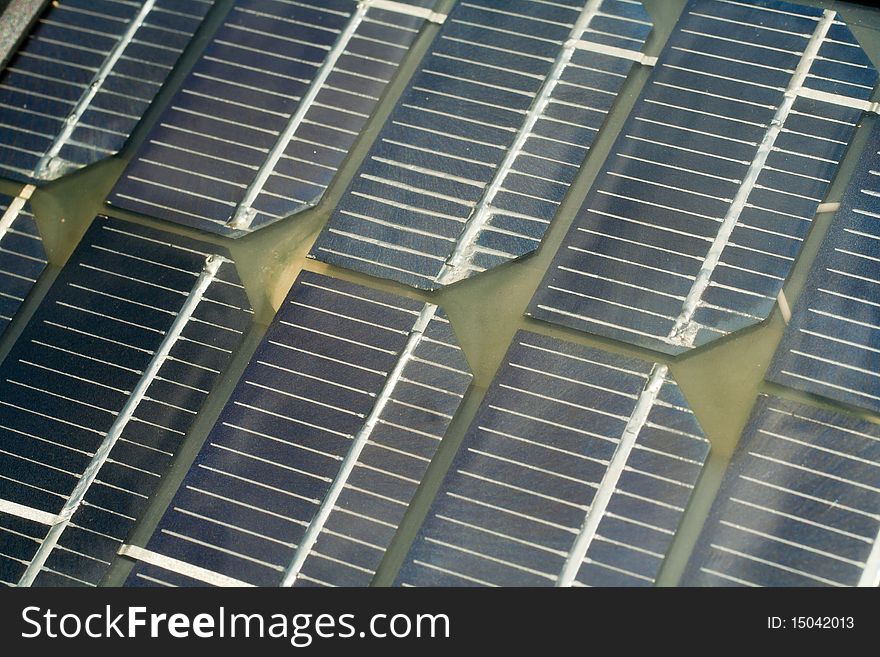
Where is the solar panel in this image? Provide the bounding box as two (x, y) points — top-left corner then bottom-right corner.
(684, 394), (880, 587)
(0, 184), (46, 336)
(397, 331), (709, 586)
(107, 0), (441, 237)
(0, 0), (212, 183)
(310, 0), (653, 290)
(0, 217), (253, 587)
(527, 0), (878, 354)
(121, 271), (471, 587)
(767, 122), (880, 414)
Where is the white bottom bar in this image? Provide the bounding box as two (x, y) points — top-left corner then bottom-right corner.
(776, 290), (792, 324)
(119, 544), (254, 587)
(0, 499), (58, 526)
(369, 0), (446, 23)
(797, 87), (880, 114)
(570, 38), (657, 66)
(817, 202), (840, 214)
(0, 184), (36, 238)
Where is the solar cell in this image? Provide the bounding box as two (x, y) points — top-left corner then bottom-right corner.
(0, 217), (253, 587)
(122, 272), (471, 586)
(683, 395), (880, 587)
(0, 0), (212, 183)
(0, 184), (46, 336)
(397, 331), (709, 586)
(527, 0), (878, 354)
(310, 0), (653, 289)
(767, 121), (880, 415)
(122, 271), (471, 587)
(108, 0), (440, 237)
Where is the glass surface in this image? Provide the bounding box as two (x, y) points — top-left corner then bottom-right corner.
(2, 0), (880, 586)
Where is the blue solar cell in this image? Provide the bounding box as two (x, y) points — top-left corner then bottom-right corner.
(684, 395), (880, 587)
(124, 271), (471, 587)
(108, 0), (434, 237)
(397, 331), (709, 587)
(310, 0), (652, 289)
(0, 515), (47, 586)
(0, 217), (252, 587)
(0, 0), (212, 183)
(0, 187), (46, 337)
(768, 121), (880, 414)
(527, 0), (878, 354)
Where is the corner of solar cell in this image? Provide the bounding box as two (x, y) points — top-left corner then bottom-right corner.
(834, 10), (879, 68)
(31, 156), (71, 183)
(238, 195), (326, 238)
(432, 248), (540, 292)
(0, 169), (34, 188)
(629, 0), (654, 25)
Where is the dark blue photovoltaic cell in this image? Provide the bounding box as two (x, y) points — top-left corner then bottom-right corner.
(397, 331), (709, 587)
(0, 217), (252, 587)
(527, 0), (878, 354)
(0, 0), (211, 183)
(0, 515), (48, 586)
(768, 122), (880, 415)
(0, 190), (46, 336)
(311, 0), (651, 290)
(108, 0), (430, 237)
(684, 395), (880, 587)
(125, 271), (471, 587)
